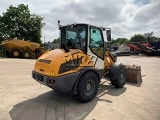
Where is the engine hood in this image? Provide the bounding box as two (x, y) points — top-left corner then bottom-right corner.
(34, 49), (94, 77)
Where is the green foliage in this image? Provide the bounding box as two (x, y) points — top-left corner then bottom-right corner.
(152, 36), (160, 41)
(144, 32), (159, 41)
(105, 38), (129, 49)
(111, 38), (129, 46)
(52, 38), (60, 43)
(0, 4), (45, 43)
(0, 45), (4, 57)
(130, 34), (147, 42)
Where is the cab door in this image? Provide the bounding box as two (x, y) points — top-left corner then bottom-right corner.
(87, 26), (105, 69)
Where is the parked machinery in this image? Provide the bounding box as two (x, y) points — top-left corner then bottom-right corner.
(32, 22), (130, 103)
(128, 41), (160, 56)
(0, 38), (50, 58)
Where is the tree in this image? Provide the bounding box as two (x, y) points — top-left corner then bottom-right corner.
(130, 34), (147, 42)
(144, 32), (159, 41)
(110, 38), (129, 46)
(144, 31), (153, 41)
(52, 38), (60, 43)
(116, 38), (129, 45)
(152, 36), (160, 41)
(0, 4), (45, 43)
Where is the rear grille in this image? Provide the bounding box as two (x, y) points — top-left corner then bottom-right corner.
(35, 73), (43, 82)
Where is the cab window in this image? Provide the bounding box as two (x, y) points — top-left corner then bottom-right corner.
(65, 30), (81, 49)
(89, 27), (104, 59)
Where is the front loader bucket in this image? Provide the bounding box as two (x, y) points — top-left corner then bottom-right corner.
(124, 65), (142, 84)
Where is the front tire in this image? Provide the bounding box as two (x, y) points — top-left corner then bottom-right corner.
(110, 65), (127, 88)
(76, 71), (99, 103)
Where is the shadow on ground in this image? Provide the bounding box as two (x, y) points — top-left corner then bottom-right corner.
(9, 81), (126, 120)
(126, 81), (142, 87)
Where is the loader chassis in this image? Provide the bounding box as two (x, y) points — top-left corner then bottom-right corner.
(32, 67), (103, 94)
(32, 23), (127, 102)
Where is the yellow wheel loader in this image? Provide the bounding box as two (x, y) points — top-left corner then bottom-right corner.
(0, 39), (49, 59)
(32, 21), (127, 103)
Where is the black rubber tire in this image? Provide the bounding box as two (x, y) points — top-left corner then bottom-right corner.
(110, 65), (127, 88)
(22, 50), (31, 59)
(2, 48), (10, 57)
(76, 71), (99, 103)
(35, 49), (41, 58)
(6, 50), (10, 58)
(9, 49), (21, 58)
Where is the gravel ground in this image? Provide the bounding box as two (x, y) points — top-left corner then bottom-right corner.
(0, 55), (160, 120)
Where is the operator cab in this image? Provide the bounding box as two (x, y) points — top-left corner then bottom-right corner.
(59, 21), (111, 69)
(60, 23), (111, 55)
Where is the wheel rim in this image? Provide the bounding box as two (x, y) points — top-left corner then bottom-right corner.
(25, 52), (29, 57)
(84, 79), (95, 96)
(14, 51), (19, 56)
(120, 71), (125, 83)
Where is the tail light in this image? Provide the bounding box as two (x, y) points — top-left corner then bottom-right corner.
(49, 79), (55, 84)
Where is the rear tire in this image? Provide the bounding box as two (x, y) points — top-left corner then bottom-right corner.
(10, 49), (21, 58)
(22, 50), (31, 59)
(110, 65), (127, 88)
(6, 50), (10, 57)
(2, 48), (10, 57)
(76, 71), (99, 103)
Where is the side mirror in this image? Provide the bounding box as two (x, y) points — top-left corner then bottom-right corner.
(106, 30), (111, 41)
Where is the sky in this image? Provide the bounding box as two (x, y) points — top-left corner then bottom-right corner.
(0, 0), (160, 42)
